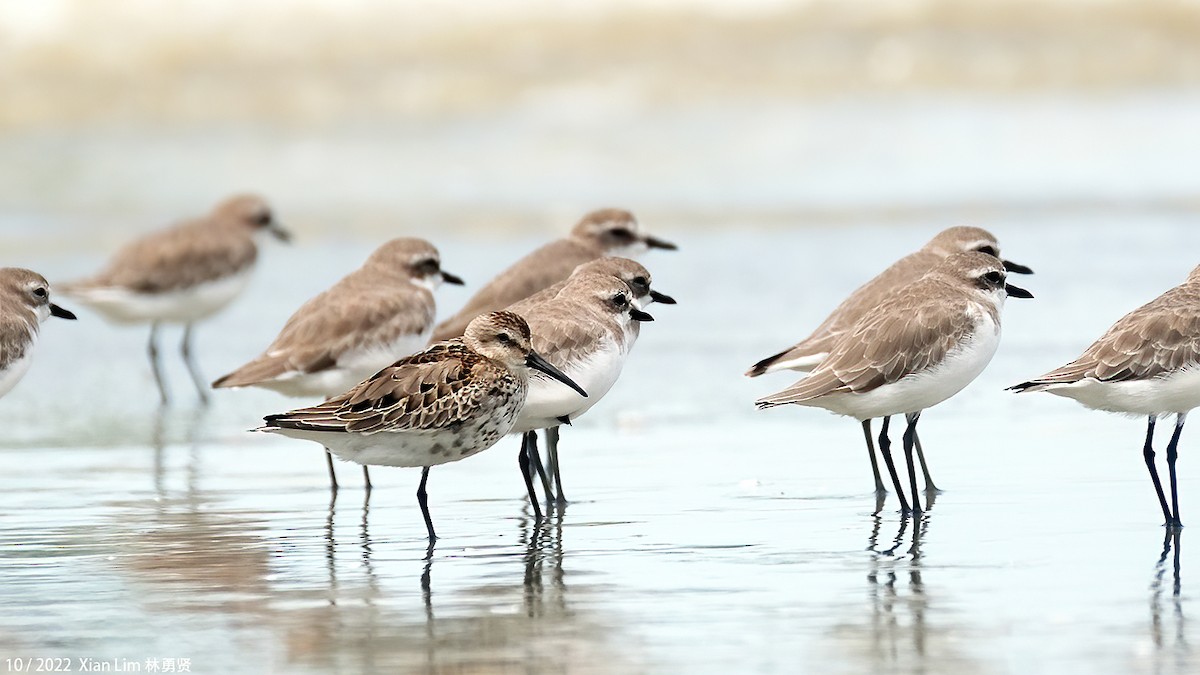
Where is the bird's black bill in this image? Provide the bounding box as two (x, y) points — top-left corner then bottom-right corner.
(1005, 283), (1034, 299)
(630, 308), (655, 322)
(649, 289), (677, 305)
(441, 270), (465, 285)
(269, 223), (292, 243)
(643, 235), (678, 250)
(526, 352), (588, 398)
(1003, 259), (1034, 275)
(49, 303), (77, 320)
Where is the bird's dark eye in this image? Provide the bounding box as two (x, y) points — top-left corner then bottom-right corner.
(611, 293), (628, 307)
(415, 259), (439, 275)
(977, 245), (998, 257)
(981, 271), (1004, 287)
(632, 276), (647, 287)
(255, 211), (272, 226)
(609, 228), (635, 241)
(497, 333), (511, 344)
(32, 287), (47, 300)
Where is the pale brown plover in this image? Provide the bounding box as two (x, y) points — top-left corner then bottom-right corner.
(1010, 264), (1200, 529)
(213, 237), (464, 492)
(509, 257), (673, 505)
(430, 208), (676, 342)
(0, 268), (76, 399)
(507, 271), (657, 514)
(60, 194), (289, 405)
(756, 252), (1032, 514)
(258, 311), (587, 543)
(747, 226), (1032, 494)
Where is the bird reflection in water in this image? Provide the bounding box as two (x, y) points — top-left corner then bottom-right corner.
(121, 407), (277, 619)
(405, 503), (632, 672)
(828, 511), (979, 672)
(150, 405), (210, 500)
(1148, 530), (1189, 670)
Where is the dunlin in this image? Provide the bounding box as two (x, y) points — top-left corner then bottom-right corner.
(507, 271), (657, 513)
(1010, 265), (1200, 528)
(213, 237), (464, 491)
(60, 194), (289, 405)
(747, 226), (1032, 493)
(430, 209), (676, 342)
(0, 269), (76, 399)
(258, 311), (587, 542)
(757, 252), (1032, 513)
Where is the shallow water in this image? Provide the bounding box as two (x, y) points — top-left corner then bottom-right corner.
(2, 215), (1199, 673)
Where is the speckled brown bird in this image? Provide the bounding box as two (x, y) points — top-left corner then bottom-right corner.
(258, 311), (587, 542)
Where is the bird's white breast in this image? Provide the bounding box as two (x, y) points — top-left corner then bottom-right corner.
(0, 349), (34, 399)
(512, 338), (626, 433)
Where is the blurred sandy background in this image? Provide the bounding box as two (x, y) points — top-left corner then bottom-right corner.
(3, 0), (1200, 250)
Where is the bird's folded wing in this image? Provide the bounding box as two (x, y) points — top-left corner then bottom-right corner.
(263, 343), (480, 434)
(80, 221), (257, 293)
(758, 291), (968, 405)
(1028, 290), (1200, 385)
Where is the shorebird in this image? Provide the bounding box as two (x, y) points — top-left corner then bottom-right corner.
(258, 311), (587, 542)
(746, 226), (1032, 494)
(213, 237), (464, 492)
(0, 268), (76, 399)
(756, 252), (1033, 514)
(430, 208), (676, 342)
(60, 194), (289, 406)
(1010, 265), (1200, 529)
(509, 257), (673, 503)
(507, 270), (658, 513)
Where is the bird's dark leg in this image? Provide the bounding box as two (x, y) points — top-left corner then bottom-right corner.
(180, 323), (209, 405)
(325, 449), (339, 494)
(1166, 414), (1186, 529)
(877, 416), (911, 514)
(417, 466), (436, 542)
(912, 428), (942, 494)
(362, 466), (373, 493)
(527, 430), (553, 503)
(148, 322), (169, 406)
(861, 419), (886, 496)
(546, 426), (568, 504)
(1143, 416), (1173, 526)
(519, 432), (543, 519)
(903, 413), (923, 514)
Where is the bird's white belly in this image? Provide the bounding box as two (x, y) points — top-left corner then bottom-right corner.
(259, 330), (431, 399)
(813, 315), (1001, 421)
(512, 342), (625, 433)
(1042, 368), (1200, 417)
(71, 269), (253, 324)
(0, 350), (34, 399)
